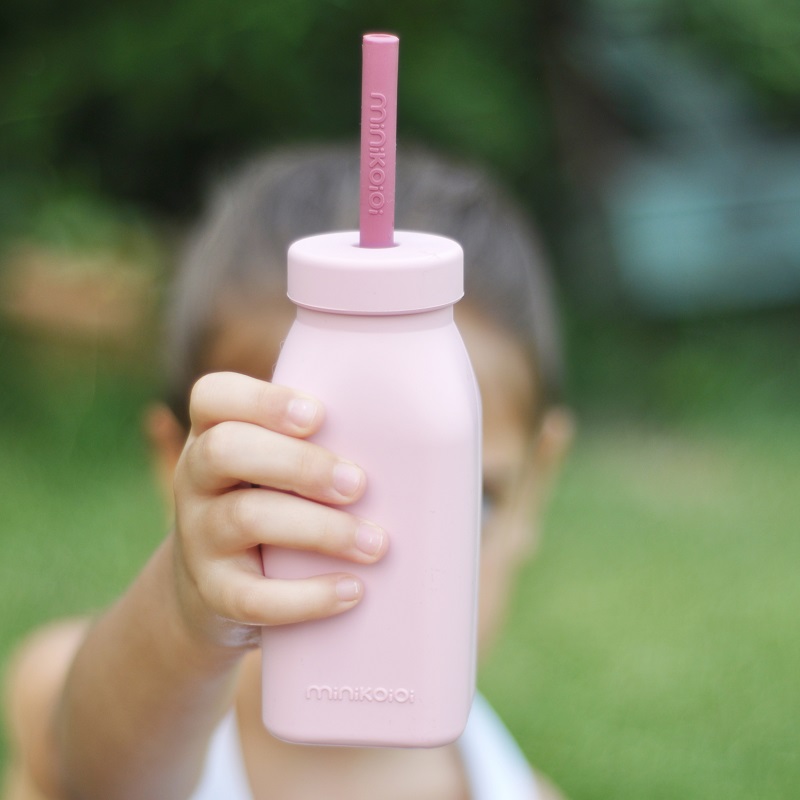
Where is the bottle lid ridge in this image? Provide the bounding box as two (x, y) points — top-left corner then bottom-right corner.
(287, 230), (464, 314)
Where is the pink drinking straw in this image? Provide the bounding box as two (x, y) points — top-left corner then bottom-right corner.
(359, 33), (399, 248)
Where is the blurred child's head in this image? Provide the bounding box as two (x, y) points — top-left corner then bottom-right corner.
(149, 143), (573, 652)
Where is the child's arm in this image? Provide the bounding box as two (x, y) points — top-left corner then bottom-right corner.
(54, 372), (387, 799)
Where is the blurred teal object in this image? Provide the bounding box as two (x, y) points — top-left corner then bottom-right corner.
(567, 7), (800, 314)
(609, 147), (800, 314)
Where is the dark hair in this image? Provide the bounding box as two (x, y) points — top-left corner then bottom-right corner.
(165, 143), (565, 426)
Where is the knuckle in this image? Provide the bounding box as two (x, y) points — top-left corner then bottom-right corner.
(199, 424), (233, 474)
(255, 381), (280, 423)
(232, 585), (264, 623)
(293, 443), (329, 494)
(172, 461), (186, 501)
(173, 507), (193, 549)
(318, 510), (350, 553)
(194, 573), (216, 608)
(229, 490), (258, 537)
(189, 373), (218, 417)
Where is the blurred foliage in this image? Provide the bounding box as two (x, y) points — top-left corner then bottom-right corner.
(582, 0), (800, 125)
(0, 0), (548, 223)
(673, 0), (800, 122)
(2, 0), (799, 424)
(0, 183), (162, 268)
(2, 0), (800, 277)
(566, 308), (800, 427)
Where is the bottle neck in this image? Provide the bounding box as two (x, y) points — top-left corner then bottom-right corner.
(294, 304), (454, 332)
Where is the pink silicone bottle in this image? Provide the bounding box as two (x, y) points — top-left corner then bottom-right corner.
(260, 34), (482, 748)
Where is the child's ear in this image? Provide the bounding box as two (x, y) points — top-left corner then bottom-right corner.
(517, 405), (576, 557)
(534, 405), (576, 491)
(142, 403), (188, 512)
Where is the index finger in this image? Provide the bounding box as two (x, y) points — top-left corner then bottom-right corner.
(189, 372), (323, 438)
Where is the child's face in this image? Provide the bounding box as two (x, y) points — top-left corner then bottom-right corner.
(455, 304), (543, 654)
(155, 295), (559, 655)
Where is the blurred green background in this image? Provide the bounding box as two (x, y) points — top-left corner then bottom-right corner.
(1, 1), (799, 798)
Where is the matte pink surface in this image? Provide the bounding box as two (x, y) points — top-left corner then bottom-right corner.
(261, 231), (482, 747)
(359, 34), (398, 248)
(287, 230), (463, 314)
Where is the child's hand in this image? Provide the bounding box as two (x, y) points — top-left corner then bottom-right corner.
(171, 372), (387, 650)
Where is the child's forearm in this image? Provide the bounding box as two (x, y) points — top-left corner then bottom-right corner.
(51, 374), (379, 798)
(56, 534), (244, 800)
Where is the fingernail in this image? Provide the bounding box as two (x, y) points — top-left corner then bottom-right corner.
(355, 523), (385, 557)
(288, 397), (319, 429)
(333, 462), (364, 497)
(336, 577), (362, 602)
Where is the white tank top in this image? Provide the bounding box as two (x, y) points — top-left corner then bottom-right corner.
(192, 693), (539, 799)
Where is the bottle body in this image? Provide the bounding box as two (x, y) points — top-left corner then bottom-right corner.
(261, 305), (481, 747)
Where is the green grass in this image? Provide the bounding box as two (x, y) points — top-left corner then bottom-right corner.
(481, 310), (800, 798)
(0, 332), (164, 725)
(482, 421), (800, 798)
(1, 313), (798, 798)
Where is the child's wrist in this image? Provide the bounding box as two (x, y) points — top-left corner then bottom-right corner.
(158, 534), (253, 672)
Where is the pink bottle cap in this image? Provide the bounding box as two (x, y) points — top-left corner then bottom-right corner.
(287, 230), (463, 314)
